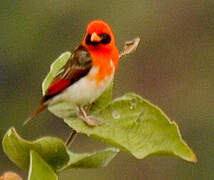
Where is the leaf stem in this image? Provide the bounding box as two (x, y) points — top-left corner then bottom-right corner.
(65, 130), (78, 147)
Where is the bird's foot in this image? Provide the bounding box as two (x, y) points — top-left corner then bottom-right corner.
(78, 106), (103, 126)
(79, 115), (103, 126)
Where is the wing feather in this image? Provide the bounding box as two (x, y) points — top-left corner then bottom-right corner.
(41, 45), (92, 103)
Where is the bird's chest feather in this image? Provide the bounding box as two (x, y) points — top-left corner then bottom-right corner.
(50, 61), (114, 106)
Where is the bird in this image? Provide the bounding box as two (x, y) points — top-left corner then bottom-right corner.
(25, 20), (119, 126)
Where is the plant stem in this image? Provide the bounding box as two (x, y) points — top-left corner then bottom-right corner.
(65, 130), (78, 147)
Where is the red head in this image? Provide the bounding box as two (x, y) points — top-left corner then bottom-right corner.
(82, 20), (119, 78)
(83, 20), (116, 50)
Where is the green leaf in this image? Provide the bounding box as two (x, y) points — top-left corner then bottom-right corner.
(90, 81), (113, 113)
(2, 128), (69, 170)
(42, 52), (71, 95)
(2, 128), (119, 171)
(64, 93), (197, 162)
(61, 147), (119, 171)
(28, 151), (58, 180)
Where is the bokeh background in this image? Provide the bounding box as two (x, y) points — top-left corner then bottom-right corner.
(0, 0), (213, 179)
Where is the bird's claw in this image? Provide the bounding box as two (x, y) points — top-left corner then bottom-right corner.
(78, 106), (103, 126)
(79, 115), (103, 126)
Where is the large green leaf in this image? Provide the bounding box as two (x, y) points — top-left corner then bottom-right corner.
(28, 151), (58, 180)
(2, 128), (69, 170)
(64, 93), (197, 162)
(40, 43), (196, 163)
(2, 128), (119, 171)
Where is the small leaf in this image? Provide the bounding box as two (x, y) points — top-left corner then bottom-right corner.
(42, 52), (71, 95)
(28, 151), (58, 180)
(2, 128), (119, 171)
(41, 51), (76, 119)
(119, 37), (140, 59)
(61, 147), (119, 171)
(2, 128), (69, 170)
(64, 93), (197, 162)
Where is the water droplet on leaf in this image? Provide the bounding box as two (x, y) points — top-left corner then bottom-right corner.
(112, 110), (120, 119)
(129, 98), (137, 110)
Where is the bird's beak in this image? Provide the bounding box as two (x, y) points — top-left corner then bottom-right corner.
(91, 32), (101, 42)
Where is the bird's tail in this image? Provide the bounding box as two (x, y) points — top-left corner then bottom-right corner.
(23, 103), (47, 126)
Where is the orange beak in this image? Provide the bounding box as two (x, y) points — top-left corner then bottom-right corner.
(91, 32), (101, 42)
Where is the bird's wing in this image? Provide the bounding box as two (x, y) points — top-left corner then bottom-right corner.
(41, 45), (92, 103)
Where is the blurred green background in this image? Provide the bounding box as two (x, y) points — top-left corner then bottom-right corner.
(0, 0), (213, 179)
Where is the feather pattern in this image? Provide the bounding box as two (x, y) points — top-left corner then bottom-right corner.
(41, 45), (92, 102)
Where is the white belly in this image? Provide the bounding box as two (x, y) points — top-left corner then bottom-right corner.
(50, 65), (114, 106)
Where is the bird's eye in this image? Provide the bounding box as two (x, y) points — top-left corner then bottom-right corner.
(85, 34), (92, 45)
(100, 33), (111, 44)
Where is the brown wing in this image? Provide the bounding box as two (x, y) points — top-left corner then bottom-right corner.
(41, 45), (92, 103)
